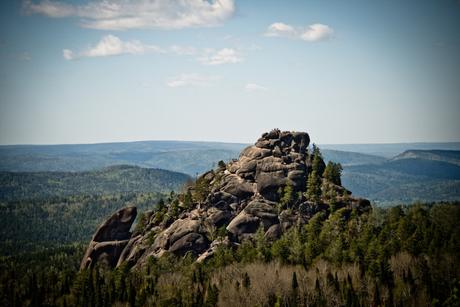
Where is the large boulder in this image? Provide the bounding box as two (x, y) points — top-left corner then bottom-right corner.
(80, 207), (137, 270)
(226, 199), (279, 239)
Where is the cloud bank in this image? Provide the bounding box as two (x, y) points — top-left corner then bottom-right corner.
(265, 22), (334, 42)
(63, 35), (244, 65)
(63, 34), (163, 60)
(198, 48), (242, 65)
(23, 0), (235, 30)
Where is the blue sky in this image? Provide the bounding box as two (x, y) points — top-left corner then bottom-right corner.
(0, 0), (459, 145)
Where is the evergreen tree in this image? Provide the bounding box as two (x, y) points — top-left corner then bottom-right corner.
(242, 272), (251, 289)
(280, 182), (295, 208)
(307, 170), (321, 202)
(291, 272), (299, 290)
(311, 144), (326, 176)
(323, 161), (343, 185)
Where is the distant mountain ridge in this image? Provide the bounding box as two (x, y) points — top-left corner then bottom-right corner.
(391, 149), (460, 166)
(1, 141), (459, 205)
(0, 140), (246, 175)
(341, 149), (460, 204)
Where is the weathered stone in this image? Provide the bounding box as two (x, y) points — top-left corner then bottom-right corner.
(196, 237), (233, 263)
(80, 207), (136, 270)
(264, 224), (282, 241)
(226, 212), (260, 237)
(206, 209), (233, 227)
(221, 174), (255, 198)
(169, 233), (209, 256)
(240, 146), (271, 160)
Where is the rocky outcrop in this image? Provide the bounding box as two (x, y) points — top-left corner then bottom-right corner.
(81, 129), (371, 270)
(80, 207), (137, 270)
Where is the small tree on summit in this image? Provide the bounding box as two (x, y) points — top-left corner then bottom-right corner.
(323, 161), (343, 185)
(306, 144), (325, 202)
(311, 144), (326, 176)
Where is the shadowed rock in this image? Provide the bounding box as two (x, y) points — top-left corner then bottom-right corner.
(80, 207), (137, 270)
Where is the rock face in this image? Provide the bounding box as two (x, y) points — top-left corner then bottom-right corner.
(81, 129), (371, 270)
(80, 207), (137, 270)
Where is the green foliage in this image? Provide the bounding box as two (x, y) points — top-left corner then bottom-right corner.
(0, 192), (165, 256)
(311, 144), (326, 176)
(306, 170), (321, 202)
(323, 161), (343, 185)
(280, 182), (297, 209)
(0, 165), (190, 202)
(217, 160), (226, 169)
(193, 173), (212, 203)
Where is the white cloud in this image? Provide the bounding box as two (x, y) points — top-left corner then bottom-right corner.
(264, 22), (333, 42)
(23, 0), (235, 30)
(264, 22), (296, 37)
(63, 34), (163, 60)
(166, 73), (220, 88)
(170, 45), (197, 56)
(245, 83), (268, 92)
(198, 48), (242, 65)
(63, 35), (245, 64)
(300, 24), (334, 42)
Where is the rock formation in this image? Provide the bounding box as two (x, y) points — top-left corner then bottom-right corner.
(80, 206), (137, 270)
(81, 129), (371, 270)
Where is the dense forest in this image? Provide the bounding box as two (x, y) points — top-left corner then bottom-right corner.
(0, 192), (166, 256)
(1, 140), (459, 306)
(1, 202), (459, 306)
(0, 165), (190, 201)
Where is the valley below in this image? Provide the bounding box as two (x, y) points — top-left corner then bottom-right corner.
(0, 132), (459, 306)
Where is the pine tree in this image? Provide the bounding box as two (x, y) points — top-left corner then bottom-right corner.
(307, 170), (321, 202)
(323, 161), (343, 185)
(281, 182), (295, 208)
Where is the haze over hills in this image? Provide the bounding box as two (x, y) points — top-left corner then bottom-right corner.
(391, 149), (460, 166)
(320, 142), (460, 158)
(0, 141), (246, 175)
(1, 140), (459, 205)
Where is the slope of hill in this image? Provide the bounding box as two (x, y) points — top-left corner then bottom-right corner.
(321, 142), (460, 158)
(0, 165), (190, 201)
(391, 149), (460, 166)
(322, 149), (385, 166)
(342, 150), (460, 204)
(1, 141), (460, 205)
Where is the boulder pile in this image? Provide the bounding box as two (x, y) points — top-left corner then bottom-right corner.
(81, 129), (371, 269)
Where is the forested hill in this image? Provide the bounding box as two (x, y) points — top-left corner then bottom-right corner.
(0, 165), (190, 201)
(391, 149), (460, 166)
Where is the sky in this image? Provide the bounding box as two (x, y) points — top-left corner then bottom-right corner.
(0, 0), (459, 145)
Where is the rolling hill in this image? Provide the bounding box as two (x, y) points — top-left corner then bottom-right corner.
(1, 141), (459, 205)
(0, 140), (246, 175)
(0, 165), (191, 201)
(342, 150), (460, 205)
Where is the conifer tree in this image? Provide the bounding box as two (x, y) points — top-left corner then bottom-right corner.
(307, 170), (321, 202)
